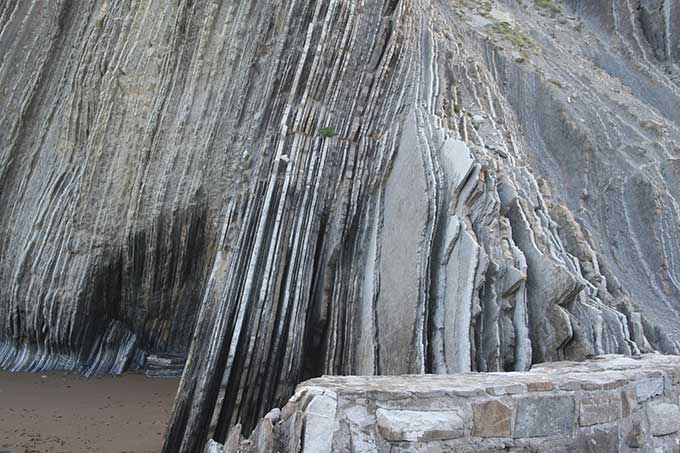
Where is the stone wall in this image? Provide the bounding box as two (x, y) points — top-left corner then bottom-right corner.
(214, 354), (680, 452)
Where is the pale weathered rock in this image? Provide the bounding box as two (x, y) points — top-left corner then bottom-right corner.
(486, 383), (527, 396)
(301, 393), (337, 453)
(376, 409), (465, 442)
(252, 418), (274, 453)
(204, 439), (224, 453)
(636, 377), (665, 402)
(344, 405), (376, 430)
(647, 402), (680, 436)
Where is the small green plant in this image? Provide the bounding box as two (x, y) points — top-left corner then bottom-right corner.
(492, 22), (532, 48)
(319, 127), (335, 138)
(534, 0), (561, 14)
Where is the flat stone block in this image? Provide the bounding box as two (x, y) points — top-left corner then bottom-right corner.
(647, 402), (680, 436)
(576, 426), (619, 453)
(580, 379), (626, 391)
(514, 395), (575, 437)
(579, 394), (621, 426)
(473, 400), (513, 437)
(344, 404), (375, 429)
(376, 409), (464, 442)
(526, 380), (554, 392)
(635, 377), (663, 402)
(303, 393), (338, 453)
(446, 387), (488, 397)
(486, 383), (527, 395)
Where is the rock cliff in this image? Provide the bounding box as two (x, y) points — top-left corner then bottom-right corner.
(1, 0), (679, 452)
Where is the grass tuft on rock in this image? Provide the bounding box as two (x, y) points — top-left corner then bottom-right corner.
(319, 127), (335, 138)
(534, 0), (561, 14)
(492, 22), (532, 48)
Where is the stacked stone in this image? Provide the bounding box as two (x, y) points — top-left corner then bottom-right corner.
(224, 354), (680, 452)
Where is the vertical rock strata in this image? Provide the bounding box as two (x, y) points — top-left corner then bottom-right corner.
(1, 1), (680, 452)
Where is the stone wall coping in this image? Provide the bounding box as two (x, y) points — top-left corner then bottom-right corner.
(297, 354), (680, 398)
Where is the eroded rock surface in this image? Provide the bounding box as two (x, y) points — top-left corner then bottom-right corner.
(1, 0), (680, 451)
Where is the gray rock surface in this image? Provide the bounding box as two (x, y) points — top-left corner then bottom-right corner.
(204, 439), (224, 453)
(222, 354), (680, 452)
(635, 376), (665, 402)
(579, 393), (622, 426)
(515, 395), (576, 437)
(376, 408), (465, 442)
(647, 402), (680, 436)
(1, 0), (680, 451)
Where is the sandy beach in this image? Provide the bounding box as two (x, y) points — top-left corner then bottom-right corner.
(0, 371), (179, 453)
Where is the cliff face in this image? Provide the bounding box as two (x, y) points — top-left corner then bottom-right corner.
(1, 0), (680, 451)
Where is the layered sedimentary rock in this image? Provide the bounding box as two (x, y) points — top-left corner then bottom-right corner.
(222, 354), (680, 452)
(1, 0), (680, 451)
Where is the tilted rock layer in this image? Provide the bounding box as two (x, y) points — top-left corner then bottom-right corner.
(1, 0), (680, 451)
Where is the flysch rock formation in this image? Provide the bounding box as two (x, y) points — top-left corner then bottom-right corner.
(0, 0), (679, 452)
(212, 354), (680, 452)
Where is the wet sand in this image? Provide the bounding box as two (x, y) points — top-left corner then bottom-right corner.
(0, 371), (179, 453)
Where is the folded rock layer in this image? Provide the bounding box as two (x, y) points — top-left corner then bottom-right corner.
(1, 1), (679, 452)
